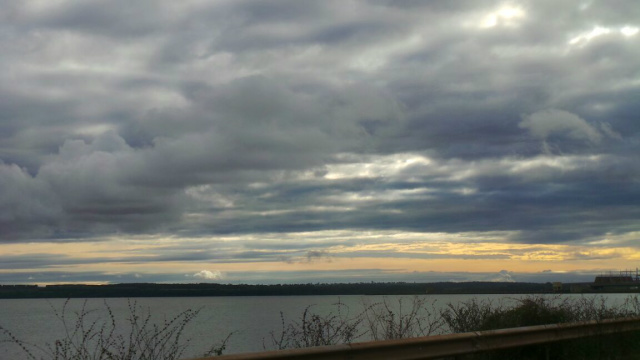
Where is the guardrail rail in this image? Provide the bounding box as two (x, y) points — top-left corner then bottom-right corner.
(189, 317), (640, 360)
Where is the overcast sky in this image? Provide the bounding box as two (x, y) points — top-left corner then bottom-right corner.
(1, 0), (639, 285)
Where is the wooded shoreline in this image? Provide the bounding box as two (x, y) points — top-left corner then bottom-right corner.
(0, 281), (592, 298)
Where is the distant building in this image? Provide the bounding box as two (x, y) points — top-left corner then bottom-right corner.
(594, 275), (635, 284)
(552, 282), (563, 292)
(592, 269), (640, 292)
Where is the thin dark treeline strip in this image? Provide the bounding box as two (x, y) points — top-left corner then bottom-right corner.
(0, 281), (565, 298)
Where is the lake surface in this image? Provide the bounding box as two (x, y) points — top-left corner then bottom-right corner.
(0, 294), (636, 359)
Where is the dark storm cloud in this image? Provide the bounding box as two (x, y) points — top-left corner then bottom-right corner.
(172, 152), (640, 244)
(0, 0), (639, 255)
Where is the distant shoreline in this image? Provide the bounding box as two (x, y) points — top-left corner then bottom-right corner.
(2, 281), (632, 299)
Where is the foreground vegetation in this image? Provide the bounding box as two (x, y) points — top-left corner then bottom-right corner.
(266, 295), (640, 359)
(0, 299), (230, 360)
(2, 295), (640, 359)
(440, 296), (640, 359)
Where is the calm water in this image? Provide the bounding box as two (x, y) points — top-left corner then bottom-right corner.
(0, 294), (636, 359)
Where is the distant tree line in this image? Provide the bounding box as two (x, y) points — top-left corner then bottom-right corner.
(0, 281), (555, 298)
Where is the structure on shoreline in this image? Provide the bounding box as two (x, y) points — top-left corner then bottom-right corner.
(592, 268), (640, 291)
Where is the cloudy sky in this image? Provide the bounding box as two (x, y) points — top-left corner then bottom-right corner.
(1, 0), (639, 285)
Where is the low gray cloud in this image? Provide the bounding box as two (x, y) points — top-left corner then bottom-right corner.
(192, 270), (224, 281)
(520, 109), (604, 144)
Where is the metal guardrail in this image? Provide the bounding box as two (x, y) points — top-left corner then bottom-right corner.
(189, 317), (640, 360)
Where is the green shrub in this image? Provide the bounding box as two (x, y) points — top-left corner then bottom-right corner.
(440, 295), (640, 360)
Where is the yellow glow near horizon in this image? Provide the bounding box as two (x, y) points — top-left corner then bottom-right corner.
(2, 231), (640, 284)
